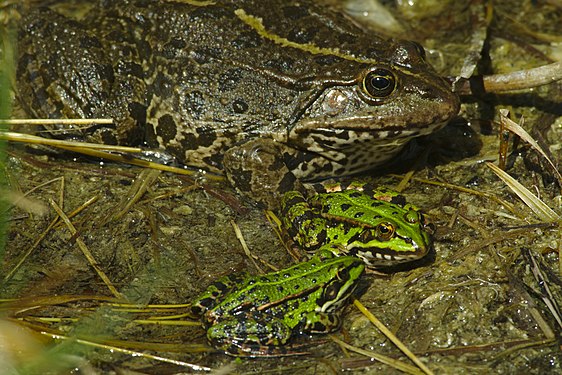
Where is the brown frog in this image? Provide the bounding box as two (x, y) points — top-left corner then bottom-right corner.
(16, 0), (459, 208)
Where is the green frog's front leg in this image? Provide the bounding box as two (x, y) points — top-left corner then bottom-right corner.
(207, 313), (293, 356)
(303, 310), (343, 333)
(223, 138), (305, 209)
(281, 190), (328, 250)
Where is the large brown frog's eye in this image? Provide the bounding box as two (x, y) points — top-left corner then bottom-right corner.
(362, 68), (396, 98)
(375, 222), (395, 241)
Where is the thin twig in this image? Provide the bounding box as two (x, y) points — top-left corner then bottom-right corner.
(0, 118), (113, 125)
(49, 199), (124, 299)
(231, 220), (264, 274)
(330, 335), (424, 375)
(353, 299), (434, 375)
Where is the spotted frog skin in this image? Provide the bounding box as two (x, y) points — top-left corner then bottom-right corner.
(190, 250), (364, 357)
(16, 0), (460, 208)
(281, 182), (433, 268)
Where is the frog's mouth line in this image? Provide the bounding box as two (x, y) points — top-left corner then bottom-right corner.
(292, 117), (452, 136)
(350, 245), (428, 263)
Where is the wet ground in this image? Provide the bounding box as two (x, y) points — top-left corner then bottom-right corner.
(1, 0), (562, 373)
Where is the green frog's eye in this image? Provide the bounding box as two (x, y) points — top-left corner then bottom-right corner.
(362, 68), (396, 98)
(375, 222), (395, 241)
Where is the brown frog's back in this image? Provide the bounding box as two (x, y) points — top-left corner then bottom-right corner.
(16, 0), (459, 207)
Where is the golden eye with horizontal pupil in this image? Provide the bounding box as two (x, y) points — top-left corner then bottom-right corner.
(376, 222), (395, 241)
(362, 68), (396, 98)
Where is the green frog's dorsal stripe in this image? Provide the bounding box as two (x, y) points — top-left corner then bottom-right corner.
(256, 284), (323, 311)
(234, 9), (378, 65)
(233, 256), (354, 296)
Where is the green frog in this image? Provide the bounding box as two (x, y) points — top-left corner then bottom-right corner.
(17, 0), (460, 207)
(190, 250), (365, 357)
(281, 182), (433, 268)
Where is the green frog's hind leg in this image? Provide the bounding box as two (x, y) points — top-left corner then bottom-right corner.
(190, 272), (249, 316)
(223, 138), (305, 209)
(206, 315), (294, 357)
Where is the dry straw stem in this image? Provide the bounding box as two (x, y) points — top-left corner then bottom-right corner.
(0, 118), (114, 126)
(390, 175), (520, 219)
(0, 129), (139, 152)
(4, 195), (98, 283)
(486, 110), (561, 222)
(487, 162), (560, 222)
(231, 219), (268, 274)
(49, 199), (124, 299)
(524, 249), (562, 331)
(499, 109), (562, 187)
(109, 168), (161, 222)
(264, 209), (303, 262)
(330, 335), (425, 375)
(28, 324), (213, 372)
(0, 129), (224, 179)
(353, 299), (434, 375)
